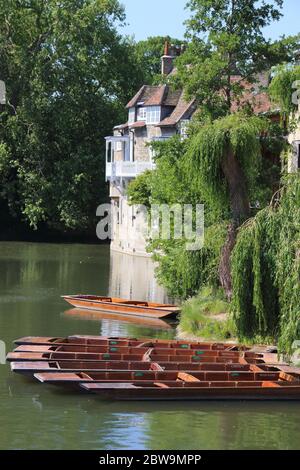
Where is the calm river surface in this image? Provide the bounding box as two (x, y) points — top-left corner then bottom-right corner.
(0, 242), (300, 450)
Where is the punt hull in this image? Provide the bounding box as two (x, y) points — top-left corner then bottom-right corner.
(7, 350), (275, 364)
(34, 368), (294, 388)
(14, 336), (242, 349)
(80, 384), (300, 401)
(10, 360), (286, 377)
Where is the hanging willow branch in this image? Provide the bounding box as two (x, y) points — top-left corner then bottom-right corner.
(232, 174), (300, 353)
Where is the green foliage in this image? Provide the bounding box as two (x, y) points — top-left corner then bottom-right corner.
(127, 136), (228, 299)
(185, 113), (272, 213)
(0, 0), (145, 232)
(179, 286), (235, 340)
(232, 175), (300, 353)
(134, 36), (183, 84)
(127, 170), (153, 208)
(269, 65), (300, 116)
(174, 0), (298, 118)
(151, 223), (227, 299)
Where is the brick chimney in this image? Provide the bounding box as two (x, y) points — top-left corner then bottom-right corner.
(161, 41), (184, 76)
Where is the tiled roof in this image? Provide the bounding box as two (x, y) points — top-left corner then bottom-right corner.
(158, 92), (196, 127)
(129, 121), (146, 129)
(230, 74), (274, 114)
(124, 73), (275, 130)
(126, 85), (183, 109)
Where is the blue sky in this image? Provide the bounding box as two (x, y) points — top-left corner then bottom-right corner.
(121, 0), (299, 41)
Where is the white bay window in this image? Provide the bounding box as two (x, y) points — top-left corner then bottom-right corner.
(146, 106), (161, 124)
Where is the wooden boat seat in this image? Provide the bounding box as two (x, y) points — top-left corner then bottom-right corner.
(177, 372), (201, 383)
(262, 381), (281, 387)
(279, 371), (300, 382)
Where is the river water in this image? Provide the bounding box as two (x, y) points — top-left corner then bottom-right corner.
(0, 242), (299, 450)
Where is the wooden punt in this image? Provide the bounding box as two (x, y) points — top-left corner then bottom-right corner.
(12, 344), (255, 355)
(10, 359), (283, 377)
(7, 348), (273, 364)
(14, 341), (246, 355)
(14, 335), (245, 349)
(34, 368), (298, 388)
(79, 381), (300, 401)
(62, 295), (180, 319)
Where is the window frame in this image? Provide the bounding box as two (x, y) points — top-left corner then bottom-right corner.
(137, 107), (147, 121)
(146, 106), (161, 125)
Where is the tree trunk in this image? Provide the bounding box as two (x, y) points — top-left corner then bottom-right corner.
(218, 222), (237, 299)
(219, 145), (251, 299)
(221, 146), (251, 223)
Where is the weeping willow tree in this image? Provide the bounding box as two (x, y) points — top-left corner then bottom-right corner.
(232, 175), (300, 352)
(185, 113), (275, 298)
(269, 65), (300, 116)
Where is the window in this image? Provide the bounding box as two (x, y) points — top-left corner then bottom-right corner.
(114, 141), (123, 152)
(146, 106), (161, 124)
(128, 107), (135, 124)
(137, 107), (147, 121)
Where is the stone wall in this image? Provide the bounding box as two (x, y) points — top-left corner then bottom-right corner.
(110, 196), (150, 257)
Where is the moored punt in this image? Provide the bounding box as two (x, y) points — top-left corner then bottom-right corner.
(80, 381), (300, 401)
(14, 335), (249, 351)
(13, 342), (247, 353)
(7, 348), (274, 364)
(34, 368), (298, 388)
(10, 359), (284, 377)
(12, 344), (256, 356)
(62, 295), (180, 319)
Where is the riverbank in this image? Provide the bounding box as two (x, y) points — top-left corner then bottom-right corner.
(177, 287), (236, 342)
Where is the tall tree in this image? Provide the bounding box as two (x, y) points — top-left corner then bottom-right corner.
(0, 0), (144, 233)
(134, 36), (183, 84)
(176, 0), (298, 118)
(174, 0), (297, 297)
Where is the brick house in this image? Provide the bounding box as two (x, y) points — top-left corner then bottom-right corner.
(105, 44), (282, 257)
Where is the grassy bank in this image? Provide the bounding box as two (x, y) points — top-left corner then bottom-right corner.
(178, 287), (236, 342)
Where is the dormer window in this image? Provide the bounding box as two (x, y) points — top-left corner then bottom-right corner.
(146, 106), (161, 124)
(137, 107), (147, 121)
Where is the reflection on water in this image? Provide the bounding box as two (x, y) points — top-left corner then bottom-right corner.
(0, 242), (300, 450)
(109, 250), (169, 303)
(63, 308), (174, 331)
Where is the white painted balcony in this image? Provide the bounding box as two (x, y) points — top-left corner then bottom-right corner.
(105, 135), (155, 181)
(106, 161), (155, 180)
